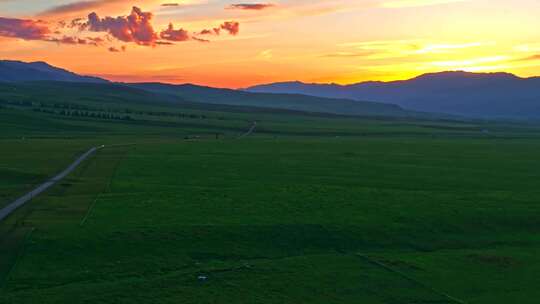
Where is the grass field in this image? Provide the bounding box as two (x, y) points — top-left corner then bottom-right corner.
(1, 97), (539, 303)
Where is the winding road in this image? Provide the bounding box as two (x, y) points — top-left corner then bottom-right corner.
(0, 146), (102, 222)
(1, 124), (254, 223)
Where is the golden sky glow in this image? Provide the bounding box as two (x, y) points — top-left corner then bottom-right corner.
(1, 0), (540, 88)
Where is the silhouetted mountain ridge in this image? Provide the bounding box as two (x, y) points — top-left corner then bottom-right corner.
(247, 71), (540, 119)
(0, 60), (415, 118)
(127, 82), (412, 117)
(0, 60), (107, 83)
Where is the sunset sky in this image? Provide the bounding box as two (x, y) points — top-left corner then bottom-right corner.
(1, 0), (539, 88)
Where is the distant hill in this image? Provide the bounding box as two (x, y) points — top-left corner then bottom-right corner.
(127, 83), (412, 118)
(247, 72), (540, 119)
(0, 80), (416, 119)
(0, 60), (424, 118)
(0, 60), (107, 83)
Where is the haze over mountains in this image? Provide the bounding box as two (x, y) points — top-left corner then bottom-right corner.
(2, 60), (539, 120)
(248, 72), (540, 119)
(0, 60), (409, 118)
(126, 82), (408, 117)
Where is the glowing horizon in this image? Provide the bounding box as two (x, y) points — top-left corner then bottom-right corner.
(1, 0), (540, 88)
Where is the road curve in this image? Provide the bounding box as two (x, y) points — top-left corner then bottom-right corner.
(0, 146), (101, 222)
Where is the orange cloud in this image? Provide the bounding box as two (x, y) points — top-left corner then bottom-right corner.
(79, 6), (241, 45)
(0, 17), (50, 40)
(38, 0), (165, 18)
(0, 15), (112, 48)
(160, 23), (190, 41)
(82, 6), (158, 45)
(196, 21), (240, 38)
(199, 28), (221, 35)
(228, 4), (275, 10)
(108, 45), (127, 52)
(220, 21), (240, 35)
(161, 3), (180, 7)
(47, 35), (108, 46)
(41, 0), (122, 16)
(517, 55), (540, 61)
(381, 0), (468, 8)
(49, 36), (90, 45)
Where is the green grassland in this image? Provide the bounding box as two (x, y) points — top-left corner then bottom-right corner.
(1, 86), (539, 303)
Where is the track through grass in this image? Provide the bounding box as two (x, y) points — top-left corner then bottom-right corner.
(1, 98), (540, 303)
(1, 138), (539, 303)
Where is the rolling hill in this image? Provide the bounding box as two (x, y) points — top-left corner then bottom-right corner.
(0, 80), (413, 118)
(0, 60), (107, 83)
(247, 71), (540, 119)
(127, 82), (411, 117)
(0, 60), (413, 118)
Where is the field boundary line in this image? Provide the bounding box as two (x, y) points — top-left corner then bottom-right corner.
(356, 253), (467, 304)
(80, 144), (134, 226)
(0, 227), (34, 289)
(0, 146), (103, 223)
(80, 194), (100, 226)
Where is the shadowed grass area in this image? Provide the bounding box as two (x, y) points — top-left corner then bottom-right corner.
(1, 87), (540, 303)
(0, 146), (131, 286)
(1, 138), (539, 303)
(0, 139), (97, 208)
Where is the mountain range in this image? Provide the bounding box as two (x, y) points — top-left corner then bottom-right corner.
(0, 60), (409, 118)
(0, 60), (107, 83)
(2, 60), (539, 120)
(247, 72), (540, 119)
(126, 82), (408, 117)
